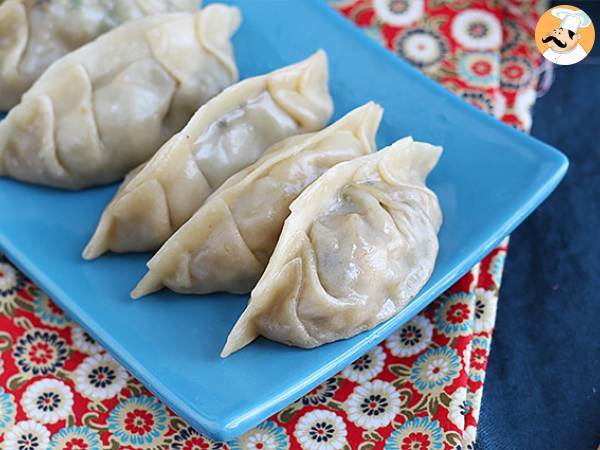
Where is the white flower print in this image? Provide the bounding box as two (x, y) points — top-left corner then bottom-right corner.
(0, 261), (19, 293)
(21, 378), (74, 424)
(374, 0), (424, 26)
(488, 250), (506, 287)
(229, 420), (289, 450)
(448, 387), (468, 429)
(469, 264), (481, 291)
(5, 420), (50, 450)
(451, 9), (502, 50)
(244, 432), (277, 450)
(493, 91), (507, 119)
(468, 385), (482, 421)
(462, 425), (478, 449)
(341, 345), (386, 383)
(294, 410), (347, 450)
(72, 325), (103, 354)
(386, 315), (433, 357)
(514, 87), (536, 131)
(462, 343), (472, 371)
(0, 257), (26, 317)
(346, 380), (401, 429)
(396, 28), (448, 70)
(473, 288), (498, 333)
(75, 353), (127, 400)
(428, 359), (450, 381)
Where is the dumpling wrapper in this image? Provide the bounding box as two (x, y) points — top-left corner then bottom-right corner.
(221, 137), (443, 357)
(131, 102), (383, 298)
(82, 51), (333, 259)
(0, 5), (239, 189)
(0, 0), (200, 110)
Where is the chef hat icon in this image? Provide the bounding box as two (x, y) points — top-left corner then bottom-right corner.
(551, 7), (592, 33)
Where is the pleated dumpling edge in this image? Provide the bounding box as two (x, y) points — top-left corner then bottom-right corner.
(0, 0), (201, 110)
(82, 50), (333, 260)
(221, 137), (443, 357)
(130, 102), (383, 299)
(0, 5), (240, 190)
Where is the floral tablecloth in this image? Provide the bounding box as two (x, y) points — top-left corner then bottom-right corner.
(0, 1), (545, 449)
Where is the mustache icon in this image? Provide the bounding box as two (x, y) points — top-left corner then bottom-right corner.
(542, 35), (567, 48)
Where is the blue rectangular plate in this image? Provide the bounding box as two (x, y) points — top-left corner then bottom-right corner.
(0, 0), (567, 441)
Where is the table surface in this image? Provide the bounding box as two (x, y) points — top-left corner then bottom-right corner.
(476, 2), (600, 448)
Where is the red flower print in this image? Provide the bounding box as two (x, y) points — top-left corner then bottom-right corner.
(65, 438), (89, 450)
(183, 436), (212, 450)
(502, 63), (524, 81)
(29, 342), (54, 365)
(401, 431), (432, 450)
(124, 408), (155, 435)
(171, 425), (222, 450)
(471, 60), (493, 76)
(446, 303), (470, 324)
(472, 348), (488, 370)
(14, 330), (68, 375)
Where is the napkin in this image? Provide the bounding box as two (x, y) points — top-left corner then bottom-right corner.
(0, 0), (545, 448)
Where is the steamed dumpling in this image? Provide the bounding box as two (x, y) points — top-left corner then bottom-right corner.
(0, 5), (239, 189)
(0, 0), (199, 110)
(131, 102), (383, 298)
(221, 137), (442, 357)
(82, 51), (333, 259)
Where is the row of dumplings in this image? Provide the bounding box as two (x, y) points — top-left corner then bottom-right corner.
(0, 2), (443, 357)
(0, 0), (205, 110)
(0, 1), (240, 188)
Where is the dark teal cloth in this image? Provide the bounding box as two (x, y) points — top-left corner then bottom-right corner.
(476, 4), (600, 448)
